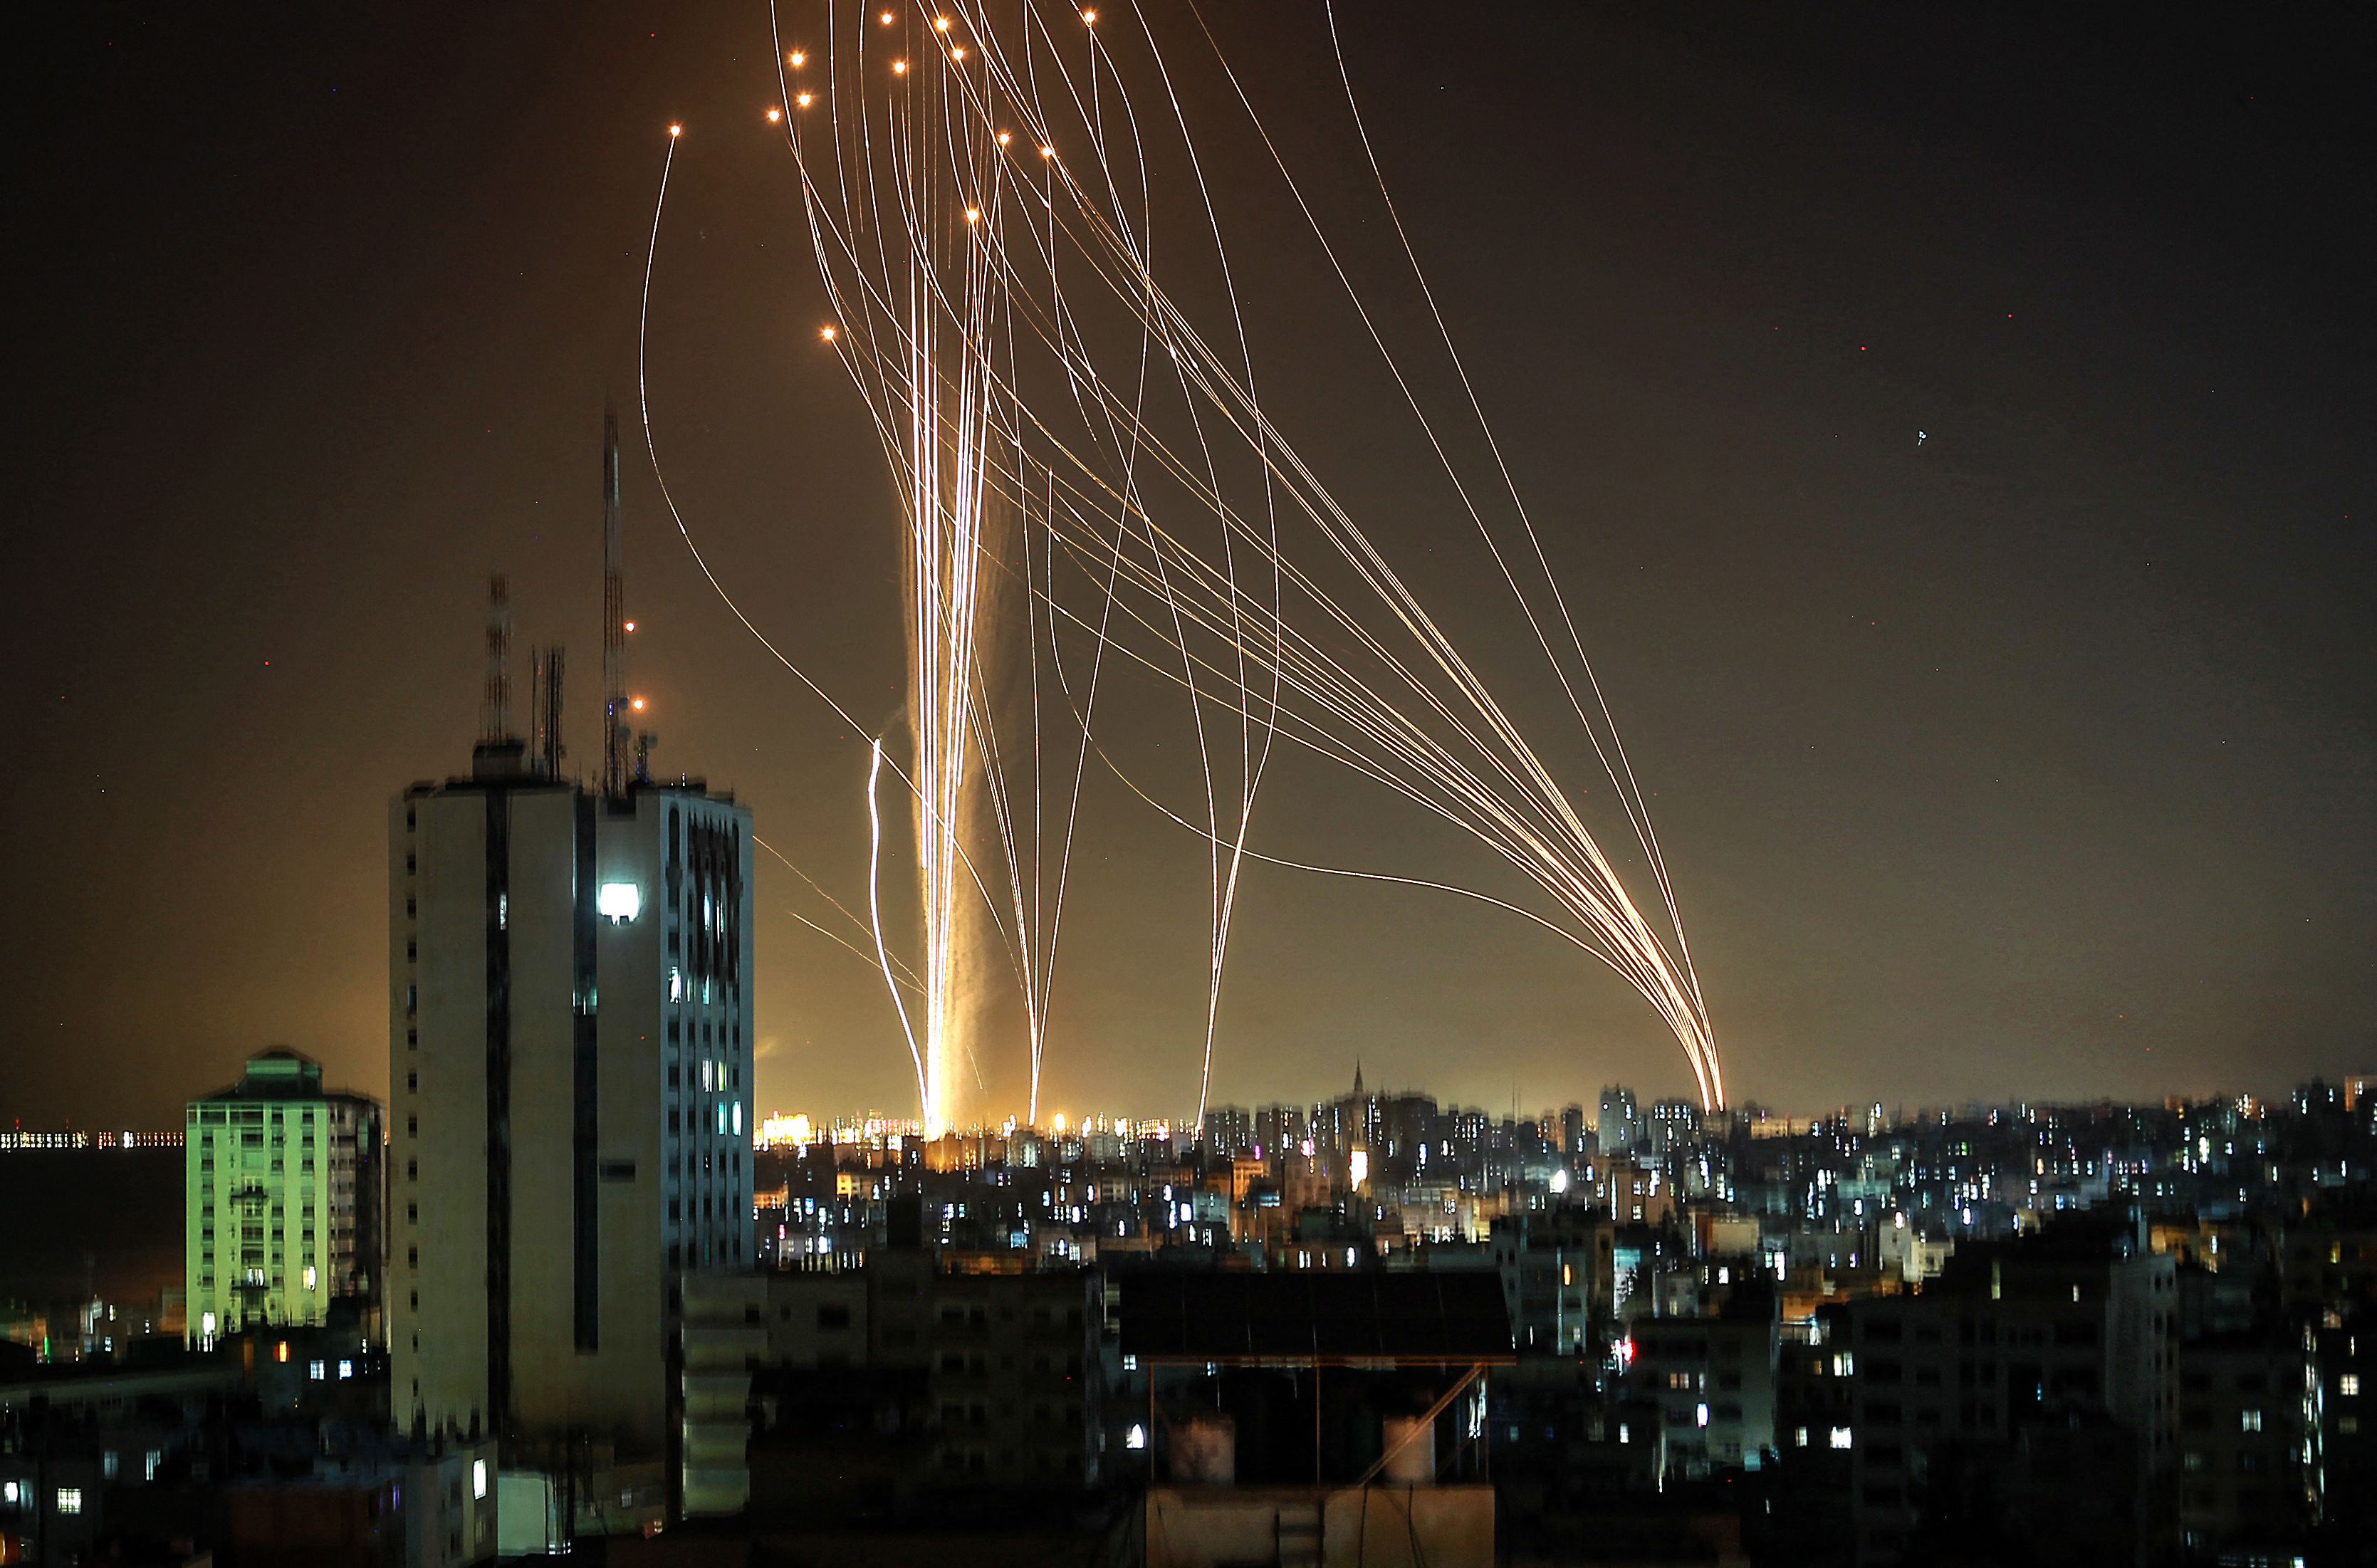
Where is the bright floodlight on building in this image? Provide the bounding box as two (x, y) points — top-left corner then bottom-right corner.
(598, 882), (642, 922)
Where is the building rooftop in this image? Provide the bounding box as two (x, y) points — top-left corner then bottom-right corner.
(1118, 1271), (1513, 1364)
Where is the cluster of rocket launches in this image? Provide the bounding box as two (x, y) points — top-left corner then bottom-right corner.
(629, 1), (1725, 1135)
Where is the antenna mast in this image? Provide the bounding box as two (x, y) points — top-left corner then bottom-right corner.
(601, 404), (625, 796)
(532, 645), (566, 778)
(482, 573), (513, 744)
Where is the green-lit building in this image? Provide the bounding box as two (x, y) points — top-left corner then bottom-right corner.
(184, 1047), (382, 1345)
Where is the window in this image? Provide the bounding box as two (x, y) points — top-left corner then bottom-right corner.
(145, 1450), (162, 1481)
(2343, 1374), (2362, 1397)
(1829, 1426), (1854, 1450)
(56, 1488), (83, 1515)
(473, 1458), (489, 1500)
(2240, 1410), (2264, 1432)
(103, 1451), (118, 1479)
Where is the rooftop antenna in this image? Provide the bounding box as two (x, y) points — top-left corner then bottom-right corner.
(481, 573), (513, 744)
(601, 404), (627, 796)
(533, 644), (566, 778)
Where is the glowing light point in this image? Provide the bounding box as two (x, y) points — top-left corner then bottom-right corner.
(667, 123), (682, 137)
(879, 9), (894, 23)
(950, 44), (965, 59)
(997, 130), (1012, 146)
(1039, 144), (1055, 159)
(820, 324), (838, 343)
(630, 696), (648, 713)
(1082, 8), (1097, 22)
(964, 207), (981, 224)
(933, 14), (951, 31)
(788, 49), (807, 67)
(766, 107), (783, 123)
(797, 92), (815, 108)
(892, 58), (909, 74)
(623, 620), (637, 632)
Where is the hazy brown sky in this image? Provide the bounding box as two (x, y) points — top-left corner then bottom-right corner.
(10, 3), (2372, 1130)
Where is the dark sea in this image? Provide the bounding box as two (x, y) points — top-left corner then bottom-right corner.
(0, 1149), (185, 1312)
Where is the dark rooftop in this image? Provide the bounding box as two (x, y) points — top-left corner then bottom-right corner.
(1118, 1271), (1513, 1363)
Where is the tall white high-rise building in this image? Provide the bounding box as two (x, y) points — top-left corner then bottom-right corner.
(185, 1048), (382, 1346)
(391, 419), (754, 1481)
(390, 738), (754, 1458)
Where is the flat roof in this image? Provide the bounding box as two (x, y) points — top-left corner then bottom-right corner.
(1118, 1272), (1513, 1364)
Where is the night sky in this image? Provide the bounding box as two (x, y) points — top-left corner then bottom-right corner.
(12, 3), (2372, 1132)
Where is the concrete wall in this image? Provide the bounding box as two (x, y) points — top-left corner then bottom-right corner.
(1146, 1485), (1495, 1568)
(393, 788), (491, 1437)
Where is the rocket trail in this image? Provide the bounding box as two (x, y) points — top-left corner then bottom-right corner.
(659, 0), (1730, 1121)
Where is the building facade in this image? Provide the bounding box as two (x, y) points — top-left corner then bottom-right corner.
(390, 733), (753, 1460)
(184, 1048), (382, 1345)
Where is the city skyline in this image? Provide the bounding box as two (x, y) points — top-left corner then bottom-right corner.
(12, 4), (2373, 1133)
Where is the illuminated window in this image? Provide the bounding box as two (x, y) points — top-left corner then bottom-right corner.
(338, 1360), (354, 1380)
(597, 883), (642, 921)
(1829, 1426), (1854, 1450)
(145, 1451), (162, 1481)
(304, 1265), (317, 1291)
(1696, 1403), (1710, 1428)
(2342, 1374), (2361, 1397)
(1794, 1426), (1809, 1447)
(473, 1458), (488, 1500)
(103, 1452), (118, 1480)
(310, 1360), (326, 1381)
(2241, 1410), (2263, 1433)
(56, 1488), (83, 1515)
(1125, 1424), (1146, 1451)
